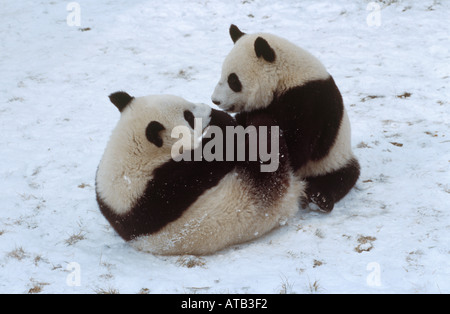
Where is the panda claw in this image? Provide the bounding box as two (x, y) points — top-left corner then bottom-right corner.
(308, 192), (334, 213)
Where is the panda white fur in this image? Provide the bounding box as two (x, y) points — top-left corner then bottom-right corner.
(96, 92), (304, 255)
(211, 25), (360, 212)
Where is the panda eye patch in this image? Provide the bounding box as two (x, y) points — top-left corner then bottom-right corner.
(184, 110), (195, 129)
(146, 121), (165, 148)
(228, 73), (242, 93)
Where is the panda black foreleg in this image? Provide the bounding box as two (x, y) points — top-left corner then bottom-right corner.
(305, 158), (360, 212)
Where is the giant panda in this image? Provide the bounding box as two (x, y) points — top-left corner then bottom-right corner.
(211, 24), (360, 212)
(95, 92), (304, 255)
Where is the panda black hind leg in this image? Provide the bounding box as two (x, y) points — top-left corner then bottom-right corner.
(305, 158), (360, 212)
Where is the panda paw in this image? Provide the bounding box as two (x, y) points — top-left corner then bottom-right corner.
(308, 192), (335, 213)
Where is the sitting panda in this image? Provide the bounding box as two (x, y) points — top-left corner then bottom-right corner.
(211, 25), (360, 212)
(95, 92), (304, 255)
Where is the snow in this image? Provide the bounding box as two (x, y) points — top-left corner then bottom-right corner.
(0, 0), (449, 294)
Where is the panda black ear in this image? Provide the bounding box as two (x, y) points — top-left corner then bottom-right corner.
(109, 91), (134, 112)
(146, 121), (166, 148)
(254, 37), (276, 63)
(230, 24), (245, 44)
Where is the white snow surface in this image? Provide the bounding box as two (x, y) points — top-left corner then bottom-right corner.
(1, 0), (449, 294)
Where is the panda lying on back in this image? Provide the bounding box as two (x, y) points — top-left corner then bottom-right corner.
(212, 25), (360, 212)
(96, 92), (304, 255)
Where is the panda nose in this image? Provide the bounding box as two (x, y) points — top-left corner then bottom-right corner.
(212, 99), (221, 106)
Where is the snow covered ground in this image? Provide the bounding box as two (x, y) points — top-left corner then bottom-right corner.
(0, 0), (449, 294)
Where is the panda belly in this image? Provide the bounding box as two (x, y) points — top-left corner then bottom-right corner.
(296, 108), (354, 178)
(130, 171), (303, 256)
(296, 109), (360, 211)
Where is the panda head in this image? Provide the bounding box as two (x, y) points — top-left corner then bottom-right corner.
(97, 92), (213, 216)
(107, 92), (212, 162)
(211, 24), (329, 113)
